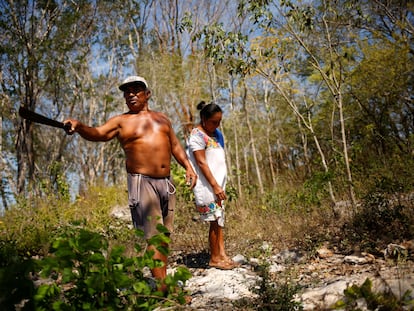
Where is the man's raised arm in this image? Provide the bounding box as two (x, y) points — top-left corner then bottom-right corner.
(64, 117), (120, 142)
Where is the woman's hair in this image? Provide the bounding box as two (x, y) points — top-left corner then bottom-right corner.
(197, 101), (222, 120)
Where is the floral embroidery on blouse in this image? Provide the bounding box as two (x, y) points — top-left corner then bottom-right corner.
(193, 128), (220, 149)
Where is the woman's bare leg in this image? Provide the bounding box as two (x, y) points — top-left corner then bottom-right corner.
(209, 221), (220, 264)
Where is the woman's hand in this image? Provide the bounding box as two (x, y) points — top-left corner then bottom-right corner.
(213, 185), (227, 202)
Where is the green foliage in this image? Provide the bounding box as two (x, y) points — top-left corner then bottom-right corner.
(238, 0), (273, 27)
(194, 22), (256, 76)
(255, 189), (287, 212)
(50, 161), (71, 203)
(0, 241), (36, 310)
(281, 1), (315, 31)
(171, 162), (194, 205)
(346, 178), (414, 251)
(225, 183), (238, 202)
(251, 264), (303, 311)
(33, 226), (191, 310)
(33, 161), (72, 204)
(297, 171), (334, 206)
(0, 185), (130, 256)
(0, 202), (60, 256)
(177, 11), (193, 33)
(0, 181), (192, 310)
(333, 278), (414, 310)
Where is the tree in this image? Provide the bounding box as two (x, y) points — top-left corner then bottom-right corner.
(0, 0), (96, 205)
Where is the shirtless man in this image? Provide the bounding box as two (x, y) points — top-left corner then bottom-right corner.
(64, 75), (197, 291)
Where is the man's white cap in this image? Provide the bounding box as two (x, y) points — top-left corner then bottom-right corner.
(119, 76), (148, 91)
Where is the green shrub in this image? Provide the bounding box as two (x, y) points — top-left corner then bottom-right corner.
(0, 240), (36, 310)
(0, 224), (191, 311)
(34, 225), (191, 310)
(346, 191), (414, 253)
(172, 162), (194, 205)
(333, 278), (414, 310)
(250, 263), (303, 311)
(0, 185), (129, 256)
(296, 170), (334, 207)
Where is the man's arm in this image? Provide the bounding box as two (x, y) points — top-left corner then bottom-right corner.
(64, 117), (120, 142)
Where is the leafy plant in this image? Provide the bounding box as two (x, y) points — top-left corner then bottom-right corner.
(171, 162), (194, 205)
(296, 171), (333, 207)
(333, 278), (414, 310)
(251, 263), (303, 311)
(0, 185), (129, 257)
(34, 225), (191, 310)
(351, 191), (413, 245)
(0, 240), (36, 310)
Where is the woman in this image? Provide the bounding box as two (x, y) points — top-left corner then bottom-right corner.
(187, 101), (237, 270)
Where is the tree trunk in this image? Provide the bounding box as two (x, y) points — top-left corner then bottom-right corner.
(337, 92), (357, 208)
(0, 116), (8, 211)
(242, 83), (264, 194)
(258, 69), (337, 205)
(264, 82), (277, 186)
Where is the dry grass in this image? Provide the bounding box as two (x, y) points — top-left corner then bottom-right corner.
(171, 190), (342, 260)
(2, 182), (412, 262)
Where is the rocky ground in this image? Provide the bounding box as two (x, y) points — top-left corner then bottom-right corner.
(167, 243), (414, 310)
(110, 205), (414, 310)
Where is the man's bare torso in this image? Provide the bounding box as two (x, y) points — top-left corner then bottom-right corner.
(116, 111), (172, 177)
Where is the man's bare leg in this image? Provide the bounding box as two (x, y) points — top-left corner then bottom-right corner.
(148, 243), (192, 303)
(147, 244), (168, 293)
